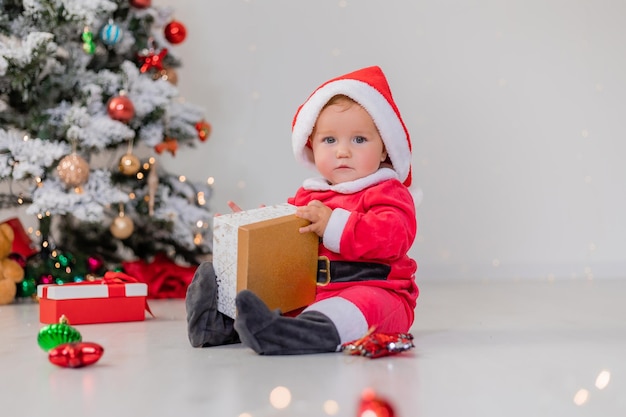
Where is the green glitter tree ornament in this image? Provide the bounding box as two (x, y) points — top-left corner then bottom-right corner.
(37, 315), (82, 352)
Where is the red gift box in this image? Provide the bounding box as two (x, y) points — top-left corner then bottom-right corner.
(37, 276), (149, 325)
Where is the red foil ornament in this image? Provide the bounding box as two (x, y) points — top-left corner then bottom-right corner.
(164, 21), (187, 44)
(48, 342), (104, 368)
(342, 330), (414, 358)
(357, 389), (395, 417)
(107, 94), (135, 122)
(130, 0), (151, 8)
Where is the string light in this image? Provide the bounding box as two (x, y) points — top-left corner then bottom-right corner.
(269, 386), (291, 409)
(595, 370), (610, 389)
(323, 400), (340, 415)
(573, 388), (589, 406)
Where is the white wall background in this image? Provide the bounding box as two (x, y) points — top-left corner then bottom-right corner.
(158, 0), (626, 281)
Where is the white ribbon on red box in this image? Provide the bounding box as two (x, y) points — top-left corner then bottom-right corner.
(37, 282), (147, 300)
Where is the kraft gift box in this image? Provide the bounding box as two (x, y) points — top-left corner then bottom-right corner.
(38, 280), (149, 325)
(213, 204), (319, 319)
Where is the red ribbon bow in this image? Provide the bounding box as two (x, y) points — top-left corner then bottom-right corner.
(101, 271), (154, 317)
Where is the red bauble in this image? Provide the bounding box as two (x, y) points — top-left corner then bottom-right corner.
(357, 389), (395, 417)
(107, 94), (135, 123)
(130, 0), (151, 8)
(48, 342), (104, 368)
(195, 120), (212, 142)
(164, 21), (187, 44)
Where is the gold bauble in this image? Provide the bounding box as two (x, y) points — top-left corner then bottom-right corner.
(118, 153), (141, 175)
(110, 214), (134, 239)
(57, 154), (90, 187)
(152, 67), (178, 85)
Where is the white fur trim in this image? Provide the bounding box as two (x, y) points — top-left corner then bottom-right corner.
(302, 167), (398, 194)
(323, 208), (350, 253)
(292, 79), (411, 183)
(304, 296), (369, 345)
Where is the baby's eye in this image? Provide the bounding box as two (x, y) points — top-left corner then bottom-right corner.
(353, 136), (366, 144)
(323, 137), (336, 144)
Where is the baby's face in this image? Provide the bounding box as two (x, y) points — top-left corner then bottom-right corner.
(310, 101), (387, 185)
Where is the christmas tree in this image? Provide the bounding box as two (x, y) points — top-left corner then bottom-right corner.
(0, 0), (213, 299)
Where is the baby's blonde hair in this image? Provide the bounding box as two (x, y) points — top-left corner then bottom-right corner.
(322, 94), (357, 111)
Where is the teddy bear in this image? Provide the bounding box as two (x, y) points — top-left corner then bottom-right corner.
(0, 223), (25, 305)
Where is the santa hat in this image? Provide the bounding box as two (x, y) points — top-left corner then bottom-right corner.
(292, 66), (412, 187)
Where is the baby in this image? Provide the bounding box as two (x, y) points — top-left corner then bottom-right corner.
(187, 66), (418, 355)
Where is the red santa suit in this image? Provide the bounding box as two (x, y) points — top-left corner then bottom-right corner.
(290, 66), (419, 344)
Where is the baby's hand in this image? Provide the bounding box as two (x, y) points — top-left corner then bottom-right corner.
(215, 201), (265, 216)
(227, 200), (243, 212)
(296, 200), (331, 237)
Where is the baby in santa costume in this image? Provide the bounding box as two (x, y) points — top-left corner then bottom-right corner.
(186, 66), (418, 355)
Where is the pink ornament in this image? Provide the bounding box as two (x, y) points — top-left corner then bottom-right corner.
(40, 274), (54, 284)
(87, 256), (104, 273)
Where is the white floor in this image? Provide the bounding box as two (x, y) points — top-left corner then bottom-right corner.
(1, 279), (624, 417)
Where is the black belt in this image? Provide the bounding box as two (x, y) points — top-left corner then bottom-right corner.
(316, 257), (390, 285)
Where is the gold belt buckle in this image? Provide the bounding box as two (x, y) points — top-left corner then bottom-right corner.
(317, 256), (331, 286)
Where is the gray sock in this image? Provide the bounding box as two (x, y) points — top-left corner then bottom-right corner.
(185, 262), (240, 347)
(234, 289), (340, 355)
